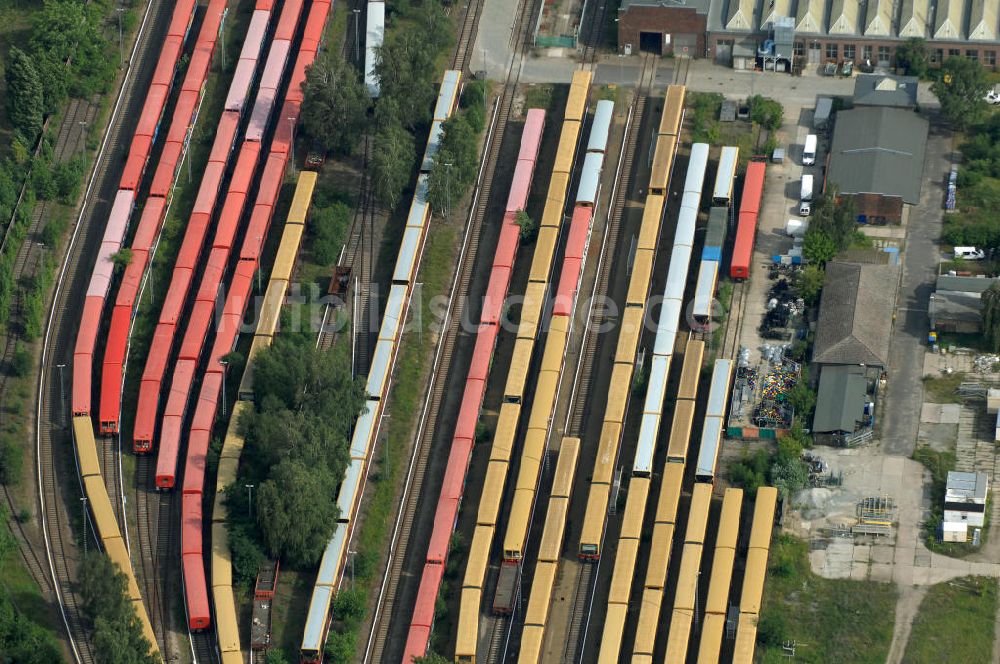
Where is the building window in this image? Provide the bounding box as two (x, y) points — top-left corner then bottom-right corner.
(826, 43), (838, 59)
(794, 41), (805, 56)
(931, 49), (942, 63)
(863, 45), (873, 61)
(986, 50), (996, 66)
(967, 49), (979, 62)
(844, 44), (855, 61)
(949, 48), (961, 57)
(878, 45), (891, 62)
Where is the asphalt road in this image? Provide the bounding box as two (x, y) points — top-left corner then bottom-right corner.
(880, 119), (952, 456)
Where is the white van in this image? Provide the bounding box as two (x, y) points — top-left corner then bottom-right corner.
(803, 134), (817, 165)
(954, 246), (986, 260)
(800, 174), (814, 201)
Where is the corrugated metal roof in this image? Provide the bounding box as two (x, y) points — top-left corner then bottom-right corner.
(969, 0), (998, 41)
(864, 0), (894, 35)
(828, 0), (859, 34)
(813, 365), (867, 433)
(828, 107), (928, 204)
(934, 0), (964, 39)
(930, 290), (982, 325)
(946, 471), (989, 502)
(898, 0), (929, 38)
(813, 261), (899, 367)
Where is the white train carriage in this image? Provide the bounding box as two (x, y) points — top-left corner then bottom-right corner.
(350, 399), (380, 461)
(421, 120), (445, 172)
(365, 339), (394, 398)
(706, 359), (735, 419)
(364, 1), (385, 98)
(693, 259), (720, 319)
(392, 226), (424, 285)
(434, 70), (462, 122)
(378, 284), (409, 345)
(577, 152), (604, 206)
(684, 143), (710, 195)
(674, 201), (698, 248)
(586, 99), (615, 153)
(713, 146), (739, 204)
(337, 458), (366, 522)
(696, 416), (725, 482)
(301, 524), (350, 657)
(634, 354), (673, 476)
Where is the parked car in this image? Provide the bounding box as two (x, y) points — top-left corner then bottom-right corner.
(986, 90), (1000, 105)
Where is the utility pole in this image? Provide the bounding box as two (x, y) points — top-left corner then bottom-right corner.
(116, 8), (126, 68)
(56, 364), (66, 428)
(353, 9), (362, 63)
(444, 161), (453, 218)
(220, 359), (228, 418)
(245, 484), (255, 522)
(220, 10), (228, 70)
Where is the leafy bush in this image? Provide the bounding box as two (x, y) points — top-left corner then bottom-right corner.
(309, 202), (351, 266)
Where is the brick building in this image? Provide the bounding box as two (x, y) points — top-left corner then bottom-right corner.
(619, 0), (1000, 70)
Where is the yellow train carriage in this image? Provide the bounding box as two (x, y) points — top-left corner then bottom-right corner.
(211, 521), (232, 589)
(104, 535), (141, 600)
(503, 488), (534, 560)
(732, 612), (759, 664)
(490, 403), (520, 463)
(655, 463), (685, 524)
(676, 339), (705, 401)
(530, 226), (560, 283)
(659, 85), (686, 136)
(579, 482), (609, 559)
(619, 478), (649, 540)
(541, 175), (569, 226)
(478, 460), (508, 527)
(597, 603), (628, 664)
(740, 547), (770, 615)
(504, 337), (534, 401)
(518, 282), (547, 341)
(271, 224), (304, 283)
(685, 482), (713, 544)
(636, 194), (664, 252)
(565, 70), (594, 122)
(663, 608), (694, 664)
(717, 487), (744, 550)
(519, 625), (545, 664)
(286, 171), (317, 224)
(84, 475), (120, 542)
(750, 486), (778, 550)
(607, 537), (638, 605)
(463, 524), (492, 589)
(455, 587), (481, 663)
(604, 363), (633, 426)
(214, 585), (241, 654)
(666, 399), (696, 464)
(524, 560), (557, 626)
(615, 307), (644, 364)
(633, 587), (664, 656)
(626, 248), (654, 308)
(648, 134), (677, 195)
(697, 613), (727, 664)
(591, 421), (621, 486)
(74, 416), (100, 478)
(553, 123), (581, 175)
(550, 436), (579, 498)
(644, 522), (675, 590)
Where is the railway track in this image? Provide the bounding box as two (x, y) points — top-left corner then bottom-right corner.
(364, 0), (538, 660)
(722, 279), (748, 360)
(0, 99), (96, 604)
(133, 455), (176, 659)
(35, 0), (170, 661)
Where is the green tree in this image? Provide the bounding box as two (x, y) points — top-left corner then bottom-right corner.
(256, 460), (340, 566)
(310, 202), (352, 265)
(426, 114), (480, 213)
(301, 51), (370, 156)
(515, 209), (536, 241)
(265, 649), (291, 664)
(982, 282), (1000, 352)
(110, 248), (133, 270)
(414, 654), (451, 664)
(794, 264), (826, 305)
(370, 119), (415, 209)
(894, 38), (930, 78)
(78, 553), (157, 663)
(769, 456), (808, 499)
(748, 95), (784, 131)
(787, 381), (817, 421)
(932, 56), (990, 129)
(5, 46), (44, 140)
(374, 32), (439, 129)
(803, 228), (836, 265)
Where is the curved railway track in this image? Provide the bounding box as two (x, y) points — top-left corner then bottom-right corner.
(0, 98), (96, 604)
(364, 0), (539, 660)
(133, 455), (176, 659)
(35, 0), (171, 661)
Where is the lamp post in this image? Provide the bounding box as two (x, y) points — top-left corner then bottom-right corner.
(245, 484), (255, 522)
(79, 121), (88, 154)
(220, 10), (227, 70)
(288, 117), (296, 165)
(220, 359), (228, 418)
(81, 497), (89, 555)
(353, 8), (362, 63)
(116, 8), (126, 68)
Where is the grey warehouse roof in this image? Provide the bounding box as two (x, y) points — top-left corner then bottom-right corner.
(827, 107), (928, 205)
(813, 261), (899, 368)
(853, 75), (919, 108)
(813, 365), (867, 433)
(929, 290), (982, 324)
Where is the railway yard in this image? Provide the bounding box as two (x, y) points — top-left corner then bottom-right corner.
(5, 0), (1000, 663)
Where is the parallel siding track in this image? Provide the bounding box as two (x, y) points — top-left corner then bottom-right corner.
(36, 0), (172, 661)
(365, 0), (539, 660)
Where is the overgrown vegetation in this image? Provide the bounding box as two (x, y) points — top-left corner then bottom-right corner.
(78, 553), (157, 664)
(946, 115), (1000, 250)
(894, 38), (931, 79)
(426, 79), (488, 214)
(369, 1), (455, 208)
(920, 372), (967, 404)
(301, 50), (369, 156)
(801, 189), (861, 265)
(0, 506), (63, 662)
(232, 328), (366, 568)
(758, 534), (896, 663)
(730, 421), (812, 499)
(903, 576), (997, 663)
(932, 55), (990, 130)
